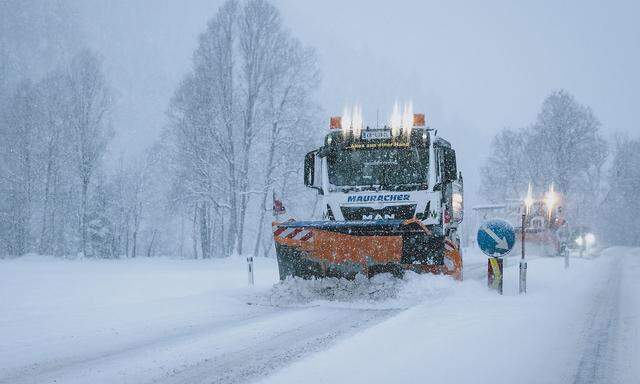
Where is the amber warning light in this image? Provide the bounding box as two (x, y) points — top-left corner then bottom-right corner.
(331, 112), (425, 129)
(413, 113), (425, 127)
(330, 116), (342, 129)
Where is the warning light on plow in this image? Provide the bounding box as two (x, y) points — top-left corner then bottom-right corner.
(330, 116), (342, 129)
(413, 113), (425, 127)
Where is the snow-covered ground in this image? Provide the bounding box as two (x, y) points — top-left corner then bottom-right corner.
(1, 248), (638, 384)
(0, 256), (279, 383)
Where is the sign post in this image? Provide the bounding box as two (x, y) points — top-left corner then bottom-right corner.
(519, 212), (527, 294)
(487, 256), (504, 294)
(477, 219), (516, 295)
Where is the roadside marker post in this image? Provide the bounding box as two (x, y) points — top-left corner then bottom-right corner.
(519, 259), (527, 294)
(520, 183), (534, 295)
(247, 256), (255, 286)
(477, 219), (515, 295)
(519, 212), (527, 295)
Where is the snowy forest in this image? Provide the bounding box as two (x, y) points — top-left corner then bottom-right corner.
(1, 0), (639, 259)
(0, 0), (321, 258)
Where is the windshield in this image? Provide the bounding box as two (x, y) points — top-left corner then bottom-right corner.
(327, 147), (428, 191)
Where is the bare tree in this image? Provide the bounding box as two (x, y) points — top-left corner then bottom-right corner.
(480, 128), (529, 203)
(0, 0), (89, 258)
(531, 90), (607, 195)
(66, 49), (113, 257)
(104, 155), (148, 258)
(165, 0), (240, 259)
(167, 70), (228, 259)
(165, 0), (320, 258)
(480, 90), (608, 228)
(251, 39), (320, 256)
(37, 70), (77, 255)
(235, 0), (287, 254)
(0, 80), (41, 255)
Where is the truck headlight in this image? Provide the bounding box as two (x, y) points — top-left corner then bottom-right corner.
(452, 192), (463, 213)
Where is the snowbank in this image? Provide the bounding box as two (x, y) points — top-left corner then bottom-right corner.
(252, 271), (464, 311)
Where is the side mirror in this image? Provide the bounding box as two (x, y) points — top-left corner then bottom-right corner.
(304, 151), (314, 187)
(443, 148), (457, 183)
(304, 151), (322, 192)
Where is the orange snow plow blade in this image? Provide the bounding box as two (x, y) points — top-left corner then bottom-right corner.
(273, 219), (462, 280)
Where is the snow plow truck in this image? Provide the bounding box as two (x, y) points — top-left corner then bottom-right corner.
(273, 112), (464, 280)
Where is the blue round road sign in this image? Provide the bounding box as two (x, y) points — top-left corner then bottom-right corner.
(477, 219), (516, 257)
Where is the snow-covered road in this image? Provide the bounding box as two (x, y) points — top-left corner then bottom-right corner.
(573, 247), (640, 384)
(1, 248), (638, 384)
(0, 255), (403, 384)
(260, 248), (640, 384)
(154, 307), (396, 384)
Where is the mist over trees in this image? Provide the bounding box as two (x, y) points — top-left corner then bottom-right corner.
(600, 136), (640, 245)
(0, 48), (114, 257)
(0, 0), (79, 98)
(0, 0), (320, 258)
(480, 90), (637, 245)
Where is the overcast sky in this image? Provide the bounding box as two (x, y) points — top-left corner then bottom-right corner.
(79, 0), (640, 206)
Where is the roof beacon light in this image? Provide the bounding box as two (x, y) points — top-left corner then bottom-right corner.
(524, 182), (534, 215)
(413, 113), (425, 127)
(389, 100), (413, 137)
(544, 183), (559, 220)
(351, 104), (363, 137)
(401, 101), (413, 137)
(390, 101), (402, 137)
(339, 105), (364, 137)
(329, 116), (342, 130)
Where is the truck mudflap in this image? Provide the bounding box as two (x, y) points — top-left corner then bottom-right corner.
(273, 218), (462, 281)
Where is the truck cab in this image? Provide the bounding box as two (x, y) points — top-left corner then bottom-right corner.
(304, 117), (463, 240)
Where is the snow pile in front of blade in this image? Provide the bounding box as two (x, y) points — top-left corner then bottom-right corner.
(250, 272), (461, 310)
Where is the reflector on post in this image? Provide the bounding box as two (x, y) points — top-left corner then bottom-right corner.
(330, 116), (342, 129)
(413, 113), (425, 127)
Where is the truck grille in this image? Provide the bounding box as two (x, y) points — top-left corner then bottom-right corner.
(341, 205), (416, 221)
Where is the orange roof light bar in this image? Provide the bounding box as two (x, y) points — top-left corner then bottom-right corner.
(413, 113), (425, 127)
(330, 116), (342, 129)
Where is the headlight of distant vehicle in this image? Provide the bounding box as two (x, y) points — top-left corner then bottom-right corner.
(575, 233), (596, 247)
(584, 233), (596, 246)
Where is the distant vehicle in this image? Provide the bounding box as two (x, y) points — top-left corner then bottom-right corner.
(472, 198), (565, 257)
(568, 226), (597, 255)
(272, 111), (464, 280)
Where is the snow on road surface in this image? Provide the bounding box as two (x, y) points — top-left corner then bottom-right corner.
(1, 248), (638, 384)
(260, 247), (640, 384)
(0, 255), (400, 384)
(572, 247), (640, 384)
